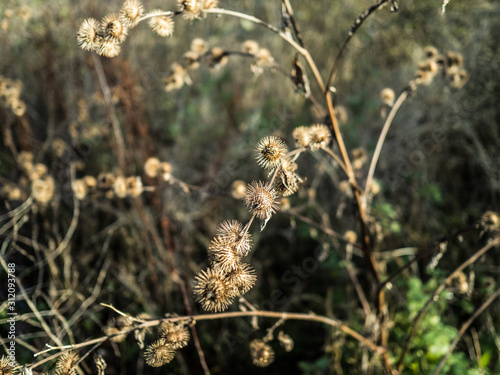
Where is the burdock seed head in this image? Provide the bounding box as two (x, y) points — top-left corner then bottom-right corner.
(100, 13), (128, 43)
(159, 322), (191, 349)
(249, 339), (275, 367)
(148, 10), (175, 37)
(120, 0), (144, 28)
(193, 267), (234, 312)
(208, 236), (240, 272)
(55, 351), (80, 375)
(144, 339), (176, 367)
(292, 126), (311, 148)
(255, 136), (288, 169)
(244, 181), (279, 220)
(308, 124), (331, 151)
(216, 220), (252, 257)
(226, 263), (257, 297)
(77, 18), (100, 51)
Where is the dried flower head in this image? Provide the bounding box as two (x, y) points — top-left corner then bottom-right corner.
(178, 0), (202, 20)
(208, 236), (240, 272)
(144, 339), (176, 367)
(424, 46), (439, 60)
(292, 126), (311, 148)
(95, 39), (121, 58)
(32, 176), (55, 204)
(194, 267), (234, 312)
(308, 124), (331, 151)
(226, 263), (257, 297)
(216, 220), (252, 257)
(0, 355), (17, 375)
(274, 158), (302, 197)
(148, 10), (175, 37)
(72, 179), (87, 200)
(380, 88), (395, 106)
(113, 176), (127, 198)
(255, 136), (288, 169)
(126, 176), (143, 197)
(256, 48), (274, 66)
(159, 322), (191, 349)
(448, 271), (469, 295)
(55, 351), (80, 375)
(249, 339), (275, 367)
(77, 18), (100, 51)
(101, 13), (128, 43)
(190, 38), (207, 54)
(93, 354), (107, 375)
(231, 180), (246, 200)
(244, 181), (279, 220)
(202, 0), (218, 10)
(105, 316), (133, 342)
(242, 40), (259, 55)
(446, 51), (463, 68)
(278, 331), (294, 352)
(120, 0), (144, 28)
(144, 157), (161, 178)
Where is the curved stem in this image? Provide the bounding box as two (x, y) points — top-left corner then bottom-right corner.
(363, 88), (410, 211)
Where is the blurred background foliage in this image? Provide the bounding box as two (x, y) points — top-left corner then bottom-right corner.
(1, 0), (500, 374)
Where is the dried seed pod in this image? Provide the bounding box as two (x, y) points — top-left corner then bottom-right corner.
(0, 355), (17, 375)
(144, 339), (176, 367)
(249, 339), (274, 367)
(244, 181), (279, 221)
(159, 322), (191, 349)
(32, 176), (55, 205)
(120, 0), (144, 28)
(104, 316), (133, 342)
(255, 136), (288, 169)
(380, 88), (395, 107)
(226, 263), (257, 297)
(100, 13), (128, 43)
(77, 18), (100, 51)
(148, 10), (175, 37)
(308, 124), (331, 151)
(193, 267), (234, 312)
(278, 331), (294, 352)
(292, 126), (311, 148)
(216, 220), (252, 257)
(144, 157), (161, 178)
(54, 351), (80, 375)
(208, 236), (240, 272)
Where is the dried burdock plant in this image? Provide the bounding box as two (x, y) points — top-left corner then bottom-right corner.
(53, 352), (79, 375)
(193, 267), (234, 312)
(244, 181), (279, 221)
(249, 339), (275, 367)
(144, 339), (176, 367)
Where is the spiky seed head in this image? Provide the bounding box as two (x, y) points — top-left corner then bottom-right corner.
(216, 220), (252, 257)
(424, 46), (439, 60)
(249, 339), (275, 367)
(144, 339), (176, 367)
(244, 181), (279, 220)
(255, 136), (288, 169)
(93, 353), (107, 375)
(120, 0), (144, 28)
(202, 0), (218, 10)
(55, 351), (80, 374)
(208, 236), (240, 272)
(95, 39), (121, 58)
(292, 126), (311, 148)
(100, 13), (128, 43)
(77, 18), (100, 51)
(308, 124), (331, 150)
(178, 0), (202, 20)
(126, 176), (143, 197)
(0, 355), (17, 375)
(380, 88), (395, 106)
(242, 40), (259, 55)
(159, 322), (191, 349)
(104, 316), (133, 342)
(148, 10), (175, 37)
(193, 267), (234, 312)
(231, 180), (247, 200)
(227, 263), (257, 297)
(113, 176), (127, 198)
(446, 51), (463, 68)
(144, 157), (161, 178)
(274, 158), (301, 197)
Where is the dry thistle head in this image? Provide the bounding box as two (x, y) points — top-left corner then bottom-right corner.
(249, 339), (275, 367)
(278, 331), (294, 352)
(231, 179), (246, 199)
(178, 0), (202, 20)
(226, 263), (257, 297)
(144, 157), (161, 178)
(448, 271), (469, 295)
(193, 267), (234, 312)
(104, 316), (133, 342)
(159, 322), (191, 349)
(126, 176), (144, 197)
(144, 339), (176, 367)
(0, 356), (17, 375)
(120, 0), (144, 28)
(54, 351), (80, 375)
(274, 158), (302, 197)
(32, 176), (55, 205)
(308, 124), (331, 151)
(208, 236), (241, 272)
(445, 51), (463, 68)
(255, 48), (274, 66)
(292, 126), (311, 148)
(100, 13), (128, 43)
(93, 354), (107, 375)
(77, 18), (100, 51)
(71, 179), (87, 200)
(380, 87), (395, 106)
(95, 39), (121, 58)
(148, 10), (175, 37)
(255, 136), (288, 169)
(216, 220), (252, 257)
(244, 181), (279, 221)
(113, 176), (127, 198)
(242, 40), (259, 55)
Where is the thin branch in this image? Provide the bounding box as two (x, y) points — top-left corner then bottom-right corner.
(396, 238), (500, 372)
(431, 287), (500, 375)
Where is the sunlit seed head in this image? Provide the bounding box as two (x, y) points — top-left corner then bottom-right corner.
(193, 267), (233, 312)
(208, 236), (241, 272)
(113, 176), (127, 198)
(274, 164), (301, 197)
(144, 339), (176, 367)
(105, 316), (133, 342)
(126, 176), (143, 197)
(216, 220), (252, 257)
(190, 38), (207, 54)
(183, 51), (200, 70)
(32, 176), (55, 205)
(178, 0), (202, 20)
(208, 47), (228, 69)
(244, 181), (279, 220)
(55, 351), (80, 374)
(148, 10), (175, 37)
(0, 355), (17, 375)
(202, 0), (218, 10)
(11, 99), (26, 117)
(72, 179), (87, 200)
(95, 38), (121, 58)
(77, 18), (100, 51)
(242, 40), (259, 55)
(445, 51), (463, 68)
(144, 157), (161, 178)
(120, 0), (144, 28)
(278, 331), (294, 352)
(308, 124), (331, 151)
(231, 180), (246, 200)
(380, 88), (395, 106)
(424, 46), (439, 60)
(255, 136), (288, 169)
(226, 263), (257, 297)
(160, 322), (191, 349)
(101, 13), (128, 43)
(292, 126), (311, 148)
(249, 339), (275, 367)
(84, 175), (97, 188)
